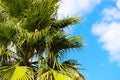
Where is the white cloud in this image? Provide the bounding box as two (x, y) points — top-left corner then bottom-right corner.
(102, 7), (120, 22)
(58, 0), (101, 18)
(92, 0), (120, 65)
(116, 0), (120, 9)
(92, 22), (120, 64)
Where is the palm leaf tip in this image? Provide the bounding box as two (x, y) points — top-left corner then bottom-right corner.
(52, 17), (81, 30)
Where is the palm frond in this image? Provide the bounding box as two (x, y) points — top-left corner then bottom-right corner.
(1, 0), (32, 18)
(37, 65), (71, 80)
(67, 68), (85, 80)
(68, 36), (83, 49)
(0, 11), (6, 23)
(37, 63), (85, 80)
(0, 65), (33, 80)
(49, 35), (83, 57)
(0, 22), (16, 46)
(0, 46), (13, 66)
(22, 0), (59, 32)
(16, 26), (50, 47)
(62, 59), (80, 69)
(61, 60), (85, 80)
(51, 17), (81, 30)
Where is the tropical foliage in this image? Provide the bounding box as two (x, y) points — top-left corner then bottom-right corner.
(0, 0), (85, 80)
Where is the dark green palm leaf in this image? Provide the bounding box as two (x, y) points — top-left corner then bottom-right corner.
(50, 35), (83, 57)
(51, 18), (81, 30)
(0, 23), (16, 46)
(1, 0), (32, 18)
(22, 0), (59, 32)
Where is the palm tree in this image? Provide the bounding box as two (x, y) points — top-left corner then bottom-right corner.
(0, 0), (85, 80)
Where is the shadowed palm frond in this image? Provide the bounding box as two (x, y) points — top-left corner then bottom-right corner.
(1, 0), (32, 18)
(0, 46), (15, 66)
(0, 11), (6, 23)
(62, 59), (80, 69)
(49, 35), (83, 57)
(22, 0), (59, 32)
(0, 23), (16, 46)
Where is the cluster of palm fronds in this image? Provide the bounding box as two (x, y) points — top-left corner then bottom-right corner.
(0, 0), (85, 80)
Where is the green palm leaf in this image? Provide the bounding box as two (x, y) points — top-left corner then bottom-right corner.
(62, 60), (85, 80)
(49, 35), (83, 57)
(22, 0), (59, 32)
(0, 65), (33, 80)
(1, 0), (32, 18)
(37, 65), (71, 80)
(37, 64), (85, 80)
(66, 68), (85, 80)
(0, 22), (16, 46)
(52, 18), (81, 30)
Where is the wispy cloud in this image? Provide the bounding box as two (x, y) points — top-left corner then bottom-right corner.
(58, 0), (101, 18)
(92, 0), (120, 65)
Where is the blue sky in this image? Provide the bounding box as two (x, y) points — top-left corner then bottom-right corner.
(58, 0), (120, 80)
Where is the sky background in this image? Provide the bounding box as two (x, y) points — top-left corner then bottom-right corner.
(58, 0), (120, 80)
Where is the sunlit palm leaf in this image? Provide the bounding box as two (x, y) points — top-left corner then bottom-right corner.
(67, 68), (85, 80)
(37, 64), (85, 80)
(0, 65), (33, 80)
(37, 65), (71, 80)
